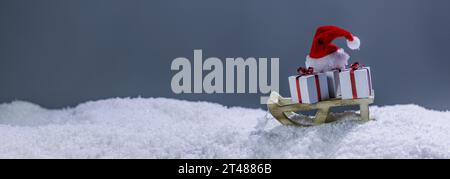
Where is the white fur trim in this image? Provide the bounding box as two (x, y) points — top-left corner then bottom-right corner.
(347, 36), (360, 50)
(305, 49), (349, 72)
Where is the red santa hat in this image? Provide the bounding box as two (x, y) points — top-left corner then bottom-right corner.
(306, 26), (360, 72)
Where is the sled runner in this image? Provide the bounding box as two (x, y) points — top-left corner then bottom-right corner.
(267, 91), (374, 126)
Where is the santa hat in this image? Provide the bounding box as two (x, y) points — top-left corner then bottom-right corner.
(306, 26), (360, 72)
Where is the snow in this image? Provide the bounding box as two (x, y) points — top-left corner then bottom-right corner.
(0, 98), (449, 159)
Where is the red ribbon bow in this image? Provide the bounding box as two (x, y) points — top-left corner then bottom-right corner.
(350, 62), (360, 70)
(297, 67), (314, 76)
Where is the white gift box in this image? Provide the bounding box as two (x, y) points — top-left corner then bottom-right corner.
(339, 67), (373, 100)
(325, 70), (341, 98)
(288, 73), (329, 104)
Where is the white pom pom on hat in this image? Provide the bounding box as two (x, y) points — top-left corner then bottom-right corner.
(347, 36), (360, 50)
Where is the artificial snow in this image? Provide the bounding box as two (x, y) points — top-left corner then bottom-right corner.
(0, 98), (449, 159)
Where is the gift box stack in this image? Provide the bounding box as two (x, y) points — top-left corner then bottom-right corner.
(289, 62), (373, 104)
(289, 25), (373, 104)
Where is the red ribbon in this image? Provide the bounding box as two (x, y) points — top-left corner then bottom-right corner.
(314, 75), (322, 101)
(349, 62), (359, 99)
(295, 76), (302, 103)
(350, 62), (360, 70)
(297, 67), (314, 76)
(350, 69), (358, 99)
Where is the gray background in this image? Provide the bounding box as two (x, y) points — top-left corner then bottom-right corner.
(1, 0), (449, 110)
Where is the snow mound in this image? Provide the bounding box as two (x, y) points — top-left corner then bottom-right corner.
(0, 98), (449, 159)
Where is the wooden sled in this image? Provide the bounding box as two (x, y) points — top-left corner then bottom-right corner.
(267, 91), (374, 126)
